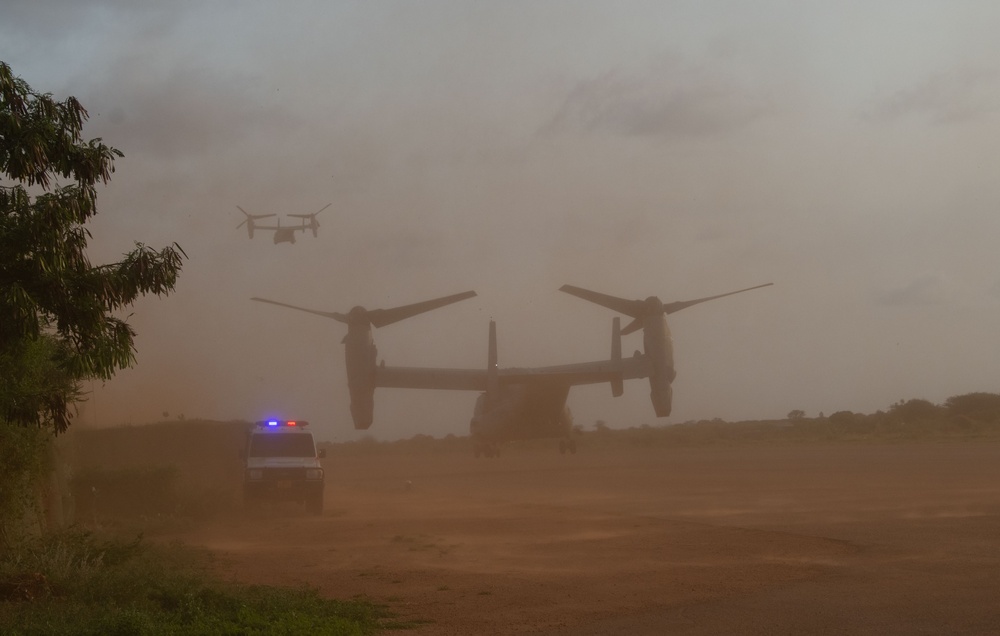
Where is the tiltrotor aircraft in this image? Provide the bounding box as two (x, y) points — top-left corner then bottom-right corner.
(236, 204), (331, 244)
(251, 282), (771, 456)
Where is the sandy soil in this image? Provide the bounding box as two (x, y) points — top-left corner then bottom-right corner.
(175, 441), (1000, 635)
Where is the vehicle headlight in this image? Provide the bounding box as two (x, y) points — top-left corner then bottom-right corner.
(305, 468), (324, 480)
(247, 469), (263, 481)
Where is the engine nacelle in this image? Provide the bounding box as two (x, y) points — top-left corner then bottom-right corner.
(349, 385), (375, 429)
(649, 378), (673, 417)
(344, 328), (377, 429)
(643, 312), (676, 418)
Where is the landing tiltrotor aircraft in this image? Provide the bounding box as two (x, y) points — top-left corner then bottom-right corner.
(251, 282), (771, 456)
(236, 204), (331, 244)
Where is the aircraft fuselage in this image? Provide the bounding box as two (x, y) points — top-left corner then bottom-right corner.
(470, 383), (572, 444)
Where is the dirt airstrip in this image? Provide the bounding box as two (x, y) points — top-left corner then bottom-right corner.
(175, 441), (1000, 635)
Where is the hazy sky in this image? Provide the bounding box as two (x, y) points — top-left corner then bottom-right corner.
(4, 2), (1000, 441)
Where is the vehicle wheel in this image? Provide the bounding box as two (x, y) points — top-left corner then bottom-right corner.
(305, 491), (324, 515)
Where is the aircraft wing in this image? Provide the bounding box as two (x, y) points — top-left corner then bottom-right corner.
(375, 366), (488, 391)
(501, 354), (650, 386)
(375, 354), (650, 391)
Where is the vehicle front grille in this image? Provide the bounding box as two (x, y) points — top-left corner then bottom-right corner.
(261, 467), (307, 481)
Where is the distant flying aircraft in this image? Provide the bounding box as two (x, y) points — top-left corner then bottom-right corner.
(236, 204), (331, 244)
(251, 282), (771, 456)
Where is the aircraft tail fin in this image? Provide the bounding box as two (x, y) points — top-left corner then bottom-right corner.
(610, 317), (623, 397)
(487, 320), (499, 400)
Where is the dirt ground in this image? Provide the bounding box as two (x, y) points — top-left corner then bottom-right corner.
(175, 441), (1000, 635)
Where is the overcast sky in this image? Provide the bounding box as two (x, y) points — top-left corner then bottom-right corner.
(4, 1), (1000, 441)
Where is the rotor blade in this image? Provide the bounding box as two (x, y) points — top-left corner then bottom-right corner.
(367, 291), (477, 328)
(559, 285), (646, 318)
(250, 297), (348, 323)
(237, 206), (276, 220)
(288, 203), (332, 219)
(620, 318), (643, 336)
(236, 219), (247, 229)
(662, 283), (773, 315)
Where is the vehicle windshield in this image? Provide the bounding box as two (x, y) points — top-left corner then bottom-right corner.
(249, 433), (316, 458)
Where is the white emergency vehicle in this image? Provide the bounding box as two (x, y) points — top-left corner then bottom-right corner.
(242, 419), (325, 514)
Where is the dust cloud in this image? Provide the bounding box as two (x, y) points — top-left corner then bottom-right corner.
(8, 4), (1000, 633)
(58, 419), (1000, 635)
(6, 4), (1000, 440)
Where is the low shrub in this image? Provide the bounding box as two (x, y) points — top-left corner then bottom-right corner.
(0, 529), (387, 635)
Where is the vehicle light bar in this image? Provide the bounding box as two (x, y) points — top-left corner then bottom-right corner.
(255, 420), (309, 428)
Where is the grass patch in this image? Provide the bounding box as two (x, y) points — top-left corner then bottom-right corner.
(0, 529), (390, 635)
(70, 465), (237, 531)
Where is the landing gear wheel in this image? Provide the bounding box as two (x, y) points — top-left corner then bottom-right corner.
(479, 444), (500, 458)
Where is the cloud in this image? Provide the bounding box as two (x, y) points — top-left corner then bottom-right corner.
(81, 64), (297, 164)
(866, 67), (1000, 125)
(541, 62), (773, 140)
(875, 274), (951, 306)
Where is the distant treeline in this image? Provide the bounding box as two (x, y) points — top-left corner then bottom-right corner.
(326, 391), (1000, 453)
(76, 392), (1000, 469)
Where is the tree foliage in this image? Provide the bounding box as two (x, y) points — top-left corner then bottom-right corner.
(944, 392), (1000, 422)
(0, 61), (185, 433)
(887, 398), (942, 423)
